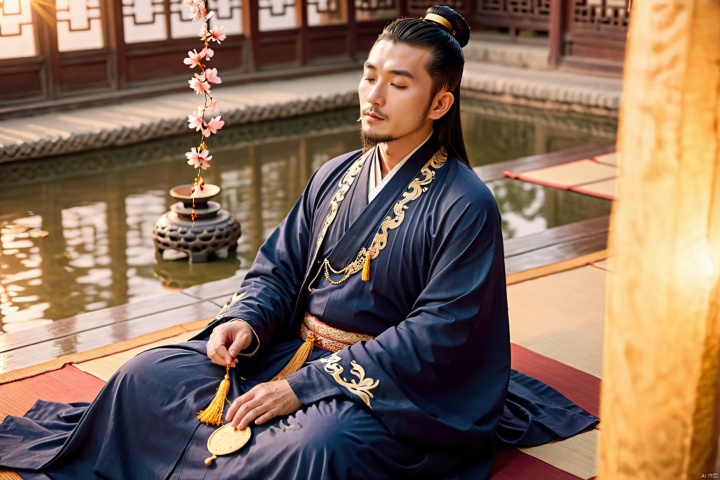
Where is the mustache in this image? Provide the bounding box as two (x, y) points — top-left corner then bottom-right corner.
(360, 109), (387, 120)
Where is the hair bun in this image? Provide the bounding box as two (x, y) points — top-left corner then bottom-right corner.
(425, 5), (470, 48)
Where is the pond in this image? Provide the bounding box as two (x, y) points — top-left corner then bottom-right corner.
(0, 100), (616, 332)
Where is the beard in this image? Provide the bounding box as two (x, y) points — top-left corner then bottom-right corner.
(360, 129), (396, 151)
(359, 96), (434, 152)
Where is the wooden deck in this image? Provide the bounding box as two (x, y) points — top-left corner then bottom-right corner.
(0, 142), (615, 374)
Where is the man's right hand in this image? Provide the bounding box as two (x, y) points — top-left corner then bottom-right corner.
(206, 320), (254, 367)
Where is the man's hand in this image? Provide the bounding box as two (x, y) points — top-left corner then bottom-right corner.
(225, 380), (302, 429)
(206, 320), (254, 367)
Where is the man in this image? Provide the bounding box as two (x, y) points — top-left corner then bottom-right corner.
(0, 6), (596, 479)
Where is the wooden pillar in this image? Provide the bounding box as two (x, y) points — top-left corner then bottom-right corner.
(548, 0), (564, 68)
(297, 0), (309, 65)
(241, 0), (260, 72)
(31, 0), (59, 99)
(599, 0), (720, 477)
(105, 0), (127, 90)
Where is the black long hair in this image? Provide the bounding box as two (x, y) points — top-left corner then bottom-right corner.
(376, 5), (470, 166)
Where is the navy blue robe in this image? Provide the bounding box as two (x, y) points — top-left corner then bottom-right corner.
(0, 137), (598, 479)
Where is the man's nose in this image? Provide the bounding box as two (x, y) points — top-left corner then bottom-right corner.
(365, 83), (385, 106)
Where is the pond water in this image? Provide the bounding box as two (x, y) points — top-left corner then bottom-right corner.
(0, 100), (616, 332)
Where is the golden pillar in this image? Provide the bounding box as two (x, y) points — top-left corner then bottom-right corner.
(599, 0), (720, 478)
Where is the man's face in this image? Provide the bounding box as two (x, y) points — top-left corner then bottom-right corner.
(358, 40), (435, 145)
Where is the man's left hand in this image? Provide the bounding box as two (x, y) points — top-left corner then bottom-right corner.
(225, 380), (302, 429)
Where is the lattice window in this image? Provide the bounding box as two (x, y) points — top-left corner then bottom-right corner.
(478, 0), (505, 13)
(573, 0), (629, 31)
(355, 0), (396, 10)
(355, 0), (398, 21)
(259, 0), (297, 31)
(508, 0), (551, 17)
(167, 0), (242, 39)
(408, 0), (465, 16)
(56, 0), (104, 52)
(123, 0), (242, 44)
(212, 0), (243, 35)
(0, 0), (36, 59)
(478, 0), (551, 21)
(123, 0), (167, 44)
(169, 0), (201, 39)
(307, 0), (346, 26)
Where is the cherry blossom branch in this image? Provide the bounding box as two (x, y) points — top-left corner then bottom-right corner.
(183, 0), (227, 222)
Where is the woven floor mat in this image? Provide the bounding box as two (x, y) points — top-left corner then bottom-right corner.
(520, 429), (600, 480)
(74, 331), (197, 381)
(507, 265), (606, 378)
(593, 152), (618, 166)
(504, 159), (617, 200)
(0, 364), (104, 423)
(492, 448), (582, 479)
(570, 179), (616, 200)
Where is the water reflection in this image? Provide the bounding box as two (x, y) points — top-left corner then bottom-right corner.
(0, 101), (616, 331)
(488, 178), (612, 239)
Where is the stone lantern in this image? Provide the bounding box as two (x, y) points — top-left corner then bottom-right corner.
(153, 184), (241, 263)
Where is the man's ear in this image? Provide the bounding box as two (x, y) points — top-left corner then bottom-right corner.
(428, 91), (455, 120)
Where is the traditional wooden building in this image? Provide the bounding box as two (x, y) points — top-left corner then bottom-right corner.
(0, 0), (629, 116)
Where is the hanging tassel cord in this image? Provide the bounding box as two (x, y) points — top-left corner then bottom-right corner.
(271, 332), (316, 381)
(197, 365), (231, 426)
(361, 247), (374, 282)
(197, 332), (315, 425)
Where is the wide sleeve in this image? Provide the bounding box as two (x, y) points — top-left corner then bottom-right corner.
(287, 190), (511, 450)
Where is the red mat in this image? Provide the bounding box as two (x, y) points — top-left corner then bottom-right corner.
(0, 365), (105, 422)
(0, 348), (595, 479)
(511, 344), (600, 418)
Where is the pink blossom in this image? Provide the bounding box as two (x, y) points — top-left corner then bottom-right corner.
(190, 5), (203, 21)
(186, 147), (212, 170)
(204, 68), (221, 84)
(200, 46), (214, 61)
(201, 116), (225, 137)
(187, 111), (205, 131)
(207, 98), (218, 111)
(206, 11), (214, 20)
(188, 74), (210, 94)
(190, 5), (207, 21)
(208, 26), (226, 43)
(183, 49), (204, 68)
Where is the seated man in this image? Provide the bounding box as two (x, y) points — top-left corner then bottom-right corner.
(0, 5), (597, 479)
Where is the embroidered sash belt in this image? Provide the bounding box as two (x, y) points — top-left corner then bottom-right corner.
(271, 313), (374, 381)
(300, 312), (374, 353)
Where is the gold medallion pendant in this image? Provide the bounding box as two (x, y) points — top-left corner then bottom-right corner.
(204, 424), (252, 466)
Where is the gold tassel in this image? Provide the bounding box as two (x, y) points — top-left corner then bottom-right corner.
(197, 365), (231, 426)
(361, 248), (373, 282)
(271, 333), (315, 381)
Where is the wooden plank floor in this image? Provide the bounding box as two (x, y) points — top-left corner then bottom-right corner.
(0, 144), (614, 373)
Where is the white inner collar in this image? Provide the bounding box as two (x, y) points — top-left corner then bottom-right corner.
(368, 134), (432, 203)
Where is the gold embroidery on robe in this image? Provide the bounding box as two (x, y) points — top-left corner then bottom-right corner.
(315, 147), (448, 286)
(315, 151), (372, 250)
(320, 353), (379, 408)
